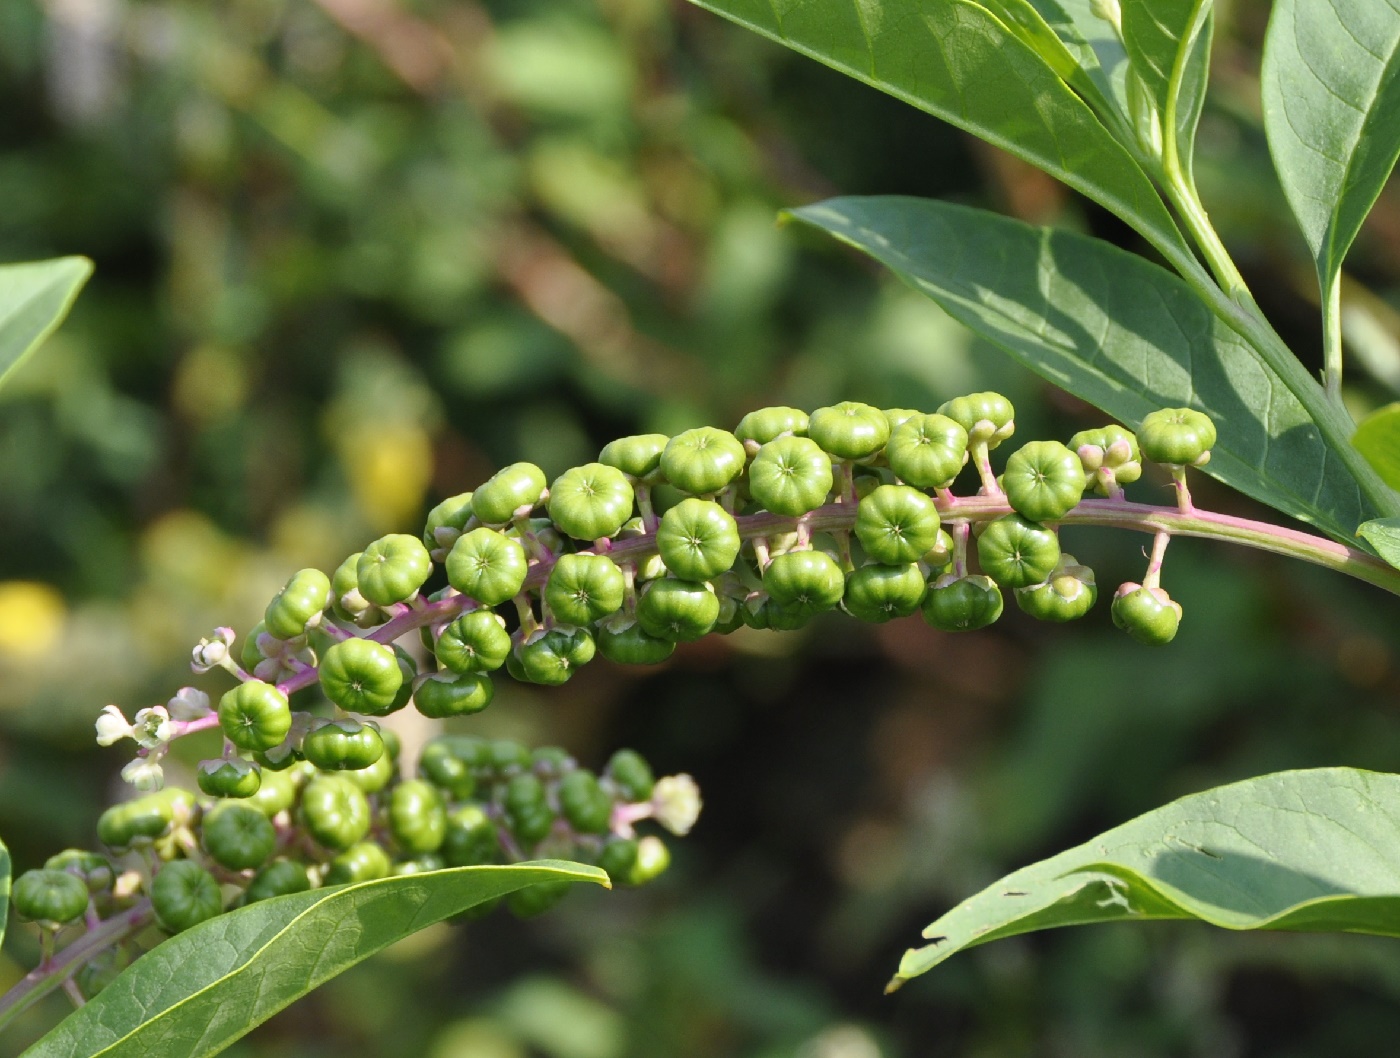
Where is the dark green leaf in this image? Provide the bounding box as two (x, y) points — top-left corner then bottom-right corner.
(0, 258), (92, 390)
(24, 862), (606, 1058)
(1353, 402), (1400, 492)
(684, 0), (1197, 271)
(1119, 0), (1212, 179)
(787, 195), (1373, 538)
(1357, 517), (1400, 570)
(890, 768), (1400, 987)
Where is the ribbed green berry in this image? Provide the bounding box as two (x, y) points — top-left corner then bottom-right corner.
(339, 748), (397, 794)
(389, 780), (448, 855)
(854, 484), (941, 565)
(357, 534), (432, 606)
(558, 769), (613, 833)
(1111, 583), (1182, 644)
(472, 462), (548, 525)
(418, 735), (487, 800)
(883, 408), (922, 432)
(762, 550), (845, 611)
(325, 842), (392, 886)
(300, 776), (372, 851)
(923, 528), (954, 572)
(843, 563), (927, 622)
(735, 406), (809, 445)
(885, 413), (968, 488)
(530, 745), (575, 775)
(546, 463), (635, 541)
(392, 856), (446, 876)
(489, 738), (532, 774)
(808, 401), (890, 461)
(415, 671), (494, 717)
(422, 491), (476, 555)
(442, 805), (501, 867)
(319, 638), (404, 715)
(636, 578), (719, 641)
(202, 802), (277, 871)
(597, 621), (677, 665)
(507, 881), (572, 918)
(97, 795), (178, 850)
(12, 869), (89, 925)
(606, 748), (655, 801)
(515, 627), (596, 685)
(330, 553), (373, 624)
(197, 757), (262, 799)
(599, 434), (669, 480)
(245, 767), (298, 817)
(921, 574), (1004, 631)
(445, 528), (528, 605)
(545, 553), (625, 625)
(264, 568), (331, 640)
(302, 718), (384, 772)
(1138, 408), (1216, 466)
(1016, 556), (1096, 622)
(435, 610), (513, 674)
(660, 427), (747, 495)
(505, 773), (556, 844)
(975, 515), (1061, 589)
(218, 681), (292, 753)
(657, 499), (741, 581)
(44, 850), (113, 894)
(1003, 441), (1086, 522)
(151, 861), (222, 933)
(245, 859), (312, 904)
(747, 436), (834, 516)
(598, 838), (639, 884)
(937, 392), (1014, 448)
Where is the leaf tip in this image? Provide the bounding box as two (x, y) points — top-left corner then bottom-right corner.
(883, 975), (906, 995)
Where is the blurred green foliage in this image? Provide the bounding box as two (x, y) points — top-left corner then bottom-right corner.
(2, 0), (1400, 1055)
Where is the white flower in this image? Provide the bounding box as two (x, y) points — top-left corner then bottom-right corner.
(132, 706), (175, 748)
(191, 627), (236, 673)
(121, 756), (165, 792)
(651, 774), (702, 836)
(166, 686), (211, 721)
(95, 705), (134, 747)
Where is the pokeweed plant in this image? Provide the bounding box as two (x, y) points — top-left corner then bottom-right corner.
(6, 0), (1400, 1052)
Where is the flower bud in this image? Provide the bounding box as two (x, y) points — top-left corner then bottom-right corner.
(166, 686), (212, 721)
(651, 774), (702, 836)
(121, 756), (166, 792)
(191, 627), (236, 673)
(95, 705), (134, 747)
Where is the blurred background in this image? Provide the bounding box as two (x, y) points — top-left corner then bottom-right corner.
(2, 0), (1400, 1054)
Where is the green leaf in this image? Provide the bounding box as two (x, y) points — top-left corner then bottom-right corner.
(890, 767), (1400, 987)
(0, 258), (92, 390)
(683, 0), (1197, 273)
(1357, 517), (1400, 570)
(1119, 0), (1212, 178)
(1261, 0), (1400, 318)
(787, 195), (1373, 539)
(24, 862), (606, 1058)
(1353, 402), (1400, 492)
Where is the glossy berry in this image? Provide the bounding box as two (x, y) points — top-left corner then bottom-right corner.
(422, 491), (476, 556)
(97, 794), (179, 849)
(735, 406), (809, 446)
(606, 748), (655, 801)
(302, 718), (385, 772)
(599, 434), (669, 480)
(505, 773), (556, 844)
(325, 842), (393, 886)
(1138, 408), (1216, 466)
(300, 776), (372, 851)
(747, 436), (834, 516)
(218, 681), (292, 753)
(202, 802), (277, 871)
(598, 838), (639, 884)
(197, 757), (262, 799)
(419, 735), (488, 797)
(938, 392), (1015, 448)
(446, 528), (529, 605)
(545, 554), (626, 625)
(854, 484), (941, 565)
(1015, 556), (1097, 622)
(264, 568), (331, 640)
(357, 534), (433, 606)
(923, 528), (955, 572)
(547, 463), (635, 540)
(660, 427), (747, 495)
(515, 627), (597, 685)
(762, 550), (845, 611)
(921, 574), (1005, 631)
(975, 515), (1062, 589)
(340, 748), (396, 795)
(12, 869), (89, 925)
(44, 850), (113, 894)
(807, 401), (890, 461)
(843, 563), (927, 622)
(1111, 583), (1182, 644)
(246, 859), (312, 904)
(472, 462), (548, 525)
(885, 413), (969, 489)
(883, 408), (922, 432)
(151, 861), (223, 933)
(657, 499), (741, 581)
(389, 780), (448, 855)
(442, 805), (501, 867)
(558, 769), (613, 833)
(330, 553), (373, 624)
(1003, 441), (1086, 522)
(435, 610), (511, 674)
(245, 768), (298, 817)
(636, 578), (720, 641)
(319, 638), (404, 716)
(415, 671), (495, 717)
(596, 622), (677, 665)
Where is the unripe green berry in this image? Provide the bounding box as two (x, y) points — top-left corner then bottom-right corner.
(330, 554), (375, 625)
(921, 574), (1004, 631)
(975, 514), (1062, 589)
(415, 671), (494, 717)
(1015, 556), (1096, 622)
(558, 769), (613, 834)
(807, 401), (890, 461)
(515, 627), (596, 685)
(660, 427), (747, 495)
(245, 768), (298, 817)
(445, 528), (529, 605)
(937, 392), (1015, 448)
(245, 859), (312, 904)
(151, 861), (222, 933)
(735, 406), (809, 446)
(319, 638), (404, 716)
(393, 855), (446, 876)
(1002, 440), (1086, 522)
(13, 869), (89, 926)
(97, 796), (175, 850)
(545, 554), (625, 625)
(762, 550), (845, 611)
(843, 563), (927, 622)
(202, 802), (277, 871)
(418, 736), (487, 800)
(636, 578), (720, 641)
(885, 413), (969, 489)
(436, 609), (512, 673)
(302, 718), (385, 772)
(490, 738), (533, 774)
(854, 484), (941, 565)
(1138, 408), (1216, 466)
(1111, 582), (1182, 644)
(656, 499), (741, 581)
(389, 780), (448, 855)
(547, 463), (636, 540)
(747, 436), (834, 516)
(325, 842), (392, 886)
(218, 681), (292, 753)
(628, 835), (671, 884)
(423, 491), (476, 556)
(598, 838), (639, 884)
(599, 434), (669, 480)
(197, 757), (262, 799)
(473, 462), (548, 525)
(264, 568), (331, 640)
(357, 534), (433, 606)
(505, 773), (556, 844)
(606, 749), (655, 801)
(338, 747), (397, 794)
(442, 805), (501, 867)
(300, 776), (372, 851)
(44, 850), (113, 894)
(596, 621), (677, 665)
